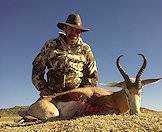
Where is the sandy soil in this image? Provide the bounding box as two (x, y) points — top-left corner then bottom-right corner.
(0, 106), (162, 132)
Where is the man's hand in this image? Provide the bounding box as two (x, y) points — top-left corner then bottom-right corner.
(40, 88), (53, 97)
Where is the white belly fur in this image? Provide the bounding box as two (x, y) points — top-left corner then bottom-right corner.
(56, 101), (86, 119)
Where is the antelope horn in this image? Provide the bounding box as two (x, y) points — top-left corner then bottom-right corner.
(116, 55), (131, 88)
(135, 54), (147, 88)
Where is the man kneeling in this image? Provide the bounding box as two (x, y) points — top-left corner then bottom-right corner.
(28, 13), (98, 120)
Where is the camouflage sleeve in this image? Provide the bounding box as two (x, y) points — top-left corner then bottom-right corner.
(32, 41), (49, 91)
(81, 44), (99, 87)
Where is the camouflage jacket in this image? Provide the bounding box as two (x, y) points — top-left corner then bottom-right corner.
(32, 33), (98, 93)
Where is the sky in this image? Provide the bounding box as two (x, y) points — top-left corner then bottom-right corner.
(0, 0), (162, 111)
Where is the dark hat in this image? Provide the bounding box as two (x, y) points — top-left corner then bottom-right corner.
(57, 14), (89, 32)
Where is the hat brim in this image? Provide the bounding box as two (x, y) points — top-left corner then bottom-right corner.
(57, 22), (90, 32)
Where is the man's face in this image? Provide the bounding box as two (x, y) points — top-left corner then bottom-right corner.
(63, 25), (82, 45)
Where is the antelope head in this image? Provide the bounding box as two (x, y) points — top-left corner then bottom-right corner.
(109, 54), (162, 114)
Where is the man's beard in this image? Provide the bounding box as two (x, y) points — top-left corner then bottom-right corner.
(66, 34), (79, 45)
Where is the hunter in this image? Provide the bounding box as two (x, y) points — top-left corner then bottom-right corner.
(32, 13), (98, 97)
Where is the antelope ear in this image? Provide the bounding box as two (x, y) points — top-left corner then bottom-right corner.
(106, 81), (125, 87)
(141, 78), (162, 86)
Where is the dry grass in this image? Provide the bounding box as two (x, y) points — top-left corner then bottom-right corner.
(0, 106), (162, 132)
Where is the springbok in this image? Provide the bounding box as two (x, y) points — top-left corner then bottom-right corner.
(19, 54), (162, 121)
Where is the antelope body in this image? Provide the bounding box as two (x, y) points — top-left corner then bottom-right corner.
(54, 54), (161, 117)
(19, 54), (162, 121)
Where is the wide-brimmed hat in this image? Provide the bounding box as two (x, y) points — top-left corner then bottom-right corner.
(57, 14), (89, 32)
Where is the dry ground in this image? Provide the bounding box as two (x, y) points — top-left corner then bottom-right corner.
(0, 106), (162, 132)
